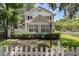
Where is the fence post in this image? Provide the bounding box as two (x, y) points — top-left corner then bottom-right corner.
(45, 47), (49, 56)
(50, 48), (54, 56)
(15, 46), (19, 56)
(56, 40), (60, 56)
(4, 45), (9, 56)
(30, 47), (33, 56)
(35, 47), (38, 56)
(76, 47), (79, 56)
(61, 47), (64, 56)
(10, 46), (15, 56)
(0, 46), (3, 56)
(40, 47), (43, 56)
(2, 46), (7, 56)
(71, 47), (75, 56)
(20, 46), (23, 56)
(25, 47), (28, 56)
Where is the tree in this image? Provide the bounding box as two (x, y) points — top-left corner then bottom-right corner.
(55, 18), (79, 31)
(24, 3), (35, 11)
(49, 3), (79, 18)
(20, 3), (35, 24)
(0, 3), (35, 38)
(58, 3), (79, 19)
(0, 3), (23, 38)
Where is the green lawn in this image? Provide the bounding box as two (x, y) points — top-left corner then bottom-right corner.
(61, 34), (79, 48)
(0, 33), (79, 48)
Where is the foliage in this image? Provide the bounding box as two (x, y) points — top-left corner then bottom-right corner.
(49, 3), (79, 18)
(31, 40), (57, 49)
(0, 3), (24, 38)
(0, 39), (17, 46)
(0, 3), (35, 38)
(55, 18), (79, 31)
(12, 32), (60, 40)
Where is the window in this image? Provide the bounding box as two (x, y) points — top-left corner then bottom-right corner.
(28, 16), (32, 20)
(30, 16), (32, 19)
(50, 16), (51, 20)
(29, 29), (33, 32)
(47, 16), (52, 20)
(33, 25), (38, 32)
(41, 25), (50, 33)
(28, 16), (29, 20)
(44, 16), (51, 20)
(41, 25), (46, 32)
(29, 25), (38, 32)
(47, 16), (49, 19)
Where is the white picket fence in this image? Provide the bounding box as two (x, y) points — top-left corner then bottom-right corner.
(0, 46), (79, 56)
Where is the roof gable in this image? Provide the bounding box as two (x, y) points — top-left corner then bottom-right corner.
(25, 6), (55, 16)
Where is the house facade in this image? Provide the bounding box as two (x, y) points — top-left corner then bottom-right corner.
(14, 6), (55, 34)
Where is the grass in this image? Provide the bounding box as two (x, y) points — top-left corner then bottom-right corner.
(0, 32), (79, 48)
(0, 39), (17, 46)
(61, 34), (79, 48)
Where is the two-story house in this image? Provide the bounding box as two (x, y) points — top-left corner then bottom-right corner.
(14, 6), (55, 34)
(23, 6), (55, 33)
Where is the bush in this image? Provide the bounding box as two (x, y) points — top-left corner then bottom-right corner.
(12, 32), (61, 40)
(0, 39), (17, 46)
(0, 32), (5, 39)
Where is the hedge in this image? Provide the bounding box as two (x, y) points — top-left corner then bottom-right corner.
(0, 32), (5, 39)
(11, 32), (61, 40)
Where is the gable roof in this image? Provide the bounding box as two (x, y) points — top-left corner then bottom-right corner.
(25, 6), (56, 16)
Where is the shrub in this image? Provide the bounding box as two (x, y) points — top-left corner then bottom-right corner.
(0, 32), (5, 39)
(12, 32), (61, 40)
(0, 39), (17, 46)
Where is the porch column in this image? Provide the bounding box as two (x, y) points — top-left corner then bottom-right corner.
(25, 23), (28, 32)
(38, 25), (41, 33)
(27, 24), (29, 32)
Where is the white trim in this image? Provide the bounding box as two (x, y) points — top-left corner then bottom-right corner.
(24, 6), (55, 16)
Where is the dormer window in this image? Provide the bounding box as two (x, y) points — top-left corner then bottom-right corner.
(28, 16), (32, 20)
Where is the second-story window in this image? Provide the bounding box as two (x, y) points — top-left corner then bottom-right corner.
(28, 16), (32, 20)
(47, 16), (49, 19)
(30, 16), (32, 19)
(50, 16), (51, 20)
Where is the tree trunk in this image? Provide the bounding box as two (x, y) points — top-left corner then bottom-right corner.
(4, 28), (8, 38)
(4, 21), (8, 38)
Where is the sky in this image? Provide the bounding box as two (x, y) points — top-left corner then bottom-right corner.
(35, 3), (64, 21)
